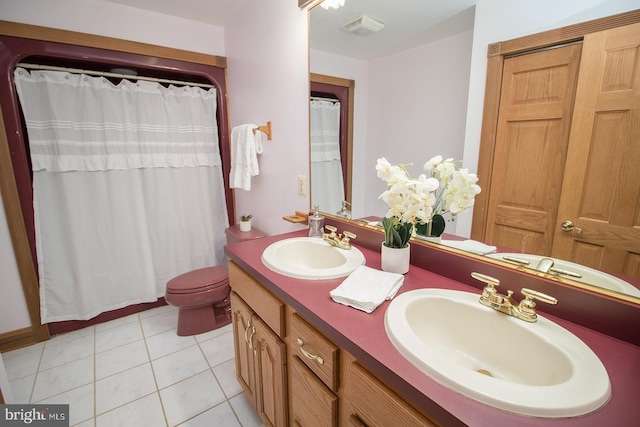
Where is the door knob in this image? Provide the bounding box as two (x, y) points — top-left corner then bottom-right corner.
(561, 220), (583, 235)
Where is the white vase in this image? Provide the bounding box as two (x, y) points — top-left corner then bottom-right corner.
(239, 220), (252, 232)
(381, 242), (410, 274)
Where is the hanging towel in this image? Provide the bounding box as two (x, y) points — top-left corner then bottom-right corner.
(440, 239), (497, 255)
(330, 265), (404, 313)
(229, 124), (264, 190)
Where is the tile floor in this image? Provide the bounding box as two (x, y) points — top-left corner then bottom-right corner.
(2, 304), (264, 426)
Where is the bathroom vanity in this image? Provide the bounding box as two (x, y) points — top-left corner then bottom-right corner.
(224, 228), (640, 426)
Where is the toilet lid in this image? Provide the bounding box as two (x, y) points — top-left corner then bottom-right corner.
(166, 265), (229, 294)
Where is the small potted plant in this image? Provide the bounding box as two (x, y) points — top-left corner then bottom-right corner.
(239, 214), (253, 232)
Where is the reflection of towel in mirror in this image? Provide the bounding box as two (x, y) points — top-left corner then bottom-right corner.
(440, 239), (497, 255)
(229, 124), (264, 190)
(330, 265), (404, 313)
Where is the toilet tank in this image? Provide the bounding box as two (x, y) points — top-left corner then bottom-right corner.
(225, 225), (267, 244)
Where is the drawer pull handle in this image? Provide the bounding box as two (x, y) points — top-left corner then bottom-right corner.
(296, 338), (324, 364)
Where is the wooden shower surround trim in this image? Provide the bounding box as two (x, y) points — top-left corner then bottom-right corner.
(0, 20), (229, 348)
(471, 9), (640, 242)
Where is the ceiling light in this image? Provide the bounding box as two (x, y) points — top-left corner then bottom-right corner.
(321, 0), (345, 10)
(342, 15), (385, 36)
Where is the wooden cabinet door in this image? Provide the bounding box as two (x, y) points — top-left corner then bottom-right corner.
(483, 43), (582, 254)
(552, 22), (640, 277)
(290, 357), (338, 427)
(253, 315), (288, 427)
(231, 292), (257, 407)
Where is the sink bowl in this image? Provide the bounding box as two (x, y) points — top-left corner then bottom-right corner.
(385, 288), (611, 417)
(261, 237), (365, 280)
(487, 253), (640, 297)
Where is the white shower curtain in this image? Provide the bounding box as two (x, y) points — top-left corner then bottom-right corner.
(310, 100), (344, 214)
(14, 67), (229, 322)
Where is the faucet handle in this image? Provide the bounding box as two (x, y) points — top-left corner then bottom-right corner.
(324, 225), (337, 237)
(518, 288), (557, 320)
(343, 231), (356, 240)
(521, 288), (557, 305)
(471, 272), (500, 289)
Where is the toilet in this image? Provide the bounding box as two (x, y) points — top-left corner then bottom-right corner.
(165, 265), (231, 336)
(165, 225), (266, 336)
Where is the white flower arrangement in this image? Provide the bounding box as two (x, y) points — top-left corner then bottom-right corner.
(376, 156), (481, 243)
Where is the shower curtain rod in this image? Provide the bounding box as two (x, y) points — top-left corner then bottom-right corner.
(311, 96), (339, 103)
(17, 62), (216, 89)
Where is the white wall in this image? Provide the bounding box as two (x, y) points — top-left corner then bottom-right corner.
(309, 49), (369, 218)
(0, 0), (225, 55)
(365, 31), (474, 232)
(0, 0), (227, 333)
(224, 0), (310, 236)
(457, 0), (640, 237)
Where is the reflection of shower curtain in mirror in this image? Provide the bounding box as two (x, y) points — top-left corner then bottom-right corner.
(14, 67), (229, 322)
(310, 100), (344, 214)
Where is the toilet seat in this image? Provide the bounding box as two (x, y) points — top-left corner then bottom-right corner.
(166, 266), (229, 294)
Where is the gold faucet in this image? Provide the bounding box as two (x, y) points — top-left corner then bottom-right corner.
(323, 225), (356, 250)
(471, 272), (557, 322)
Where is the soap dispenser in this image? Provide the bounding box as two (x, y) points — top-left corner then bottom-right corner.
(308, 204), (325, 238)
(336, 200), (352, 220)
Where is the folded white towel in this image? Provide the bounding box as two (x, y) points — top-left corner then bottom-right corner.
(440, 239), (497, 255)
(229, 124), (265, 190)
(330, 265), (404, 313)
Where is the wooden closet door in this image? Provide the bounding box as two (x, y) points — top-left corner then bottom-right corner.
(552, 22), (640, 277)
(483, 44), (582, 254)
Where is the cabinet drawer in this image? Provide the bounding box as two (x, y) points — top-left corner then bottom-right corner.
(229, 261), (285, 337)
(346, 363), (438, 427)
(290, 312), (339, 391)
(290, 357), (337, 427)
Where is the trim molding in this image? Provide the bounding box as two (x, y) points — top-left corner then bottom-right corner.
(0, 327), (36, 353)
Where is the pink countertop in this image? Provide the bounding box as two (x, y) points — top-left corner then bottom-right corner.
(225, 230), (640, 427)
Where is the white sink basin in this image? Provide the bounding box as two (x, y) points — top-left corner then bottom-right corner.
(261, 237), (365, 280)
(487, 253), (640, 297)
(385, 288), (611, 417)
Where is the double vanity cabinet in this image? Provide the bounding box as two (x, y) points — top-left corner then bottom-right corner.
(225, 229), (640, 427)
(229, 260), (438, 426)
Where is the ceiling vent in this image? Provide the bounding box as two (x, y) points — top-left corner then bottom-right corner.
(342, 15), (385, 36)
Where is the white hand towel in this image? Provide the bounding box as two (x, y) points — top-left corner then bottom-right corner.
(330, 265), (404, 313)
(229, 124), (265, 190)
(440, 239), (497, 255)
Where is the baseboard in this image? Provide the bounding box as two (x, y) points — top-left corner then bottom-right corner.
(0, 327), (36, 353)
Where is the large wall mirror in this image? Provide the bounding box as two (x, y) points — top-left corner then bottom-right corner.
(308, 1), (640, 304)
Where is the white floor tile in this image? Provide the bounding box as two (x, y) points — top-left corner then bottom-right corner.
(178, 401), (241, 427)
(140, 310), (179, 337)
(199, 331), (235, 368)
(194, 323), (233, 343)
(95, 319), (144, 353)
(40, 333), (95, 371)
(96, 339), (149, 379)
(229, 393), (264, 427)
(73, 419), (95, 427)
(96, 392), (167, 427)
(212, 359), (242, 399)
(2, 341), (44, 361)
(95, 363), (156, 415)
(8, 374), (35, 403)
(145, 329), (197, 360)
(35, 383), (94, 426)
(31, 356), (94, 402)
(95, 312), (140, 333)
(138, 304), (176, 320)
(47, 326), (95, 346)
(152, 345), (208, 390)
(160, 370), (226, 426)
(3, 347), (43, 380)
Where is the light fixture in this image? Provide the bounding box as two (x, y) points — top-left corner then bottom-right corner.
(321, 0), (345, 10)
(342, 15), (385, 36)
